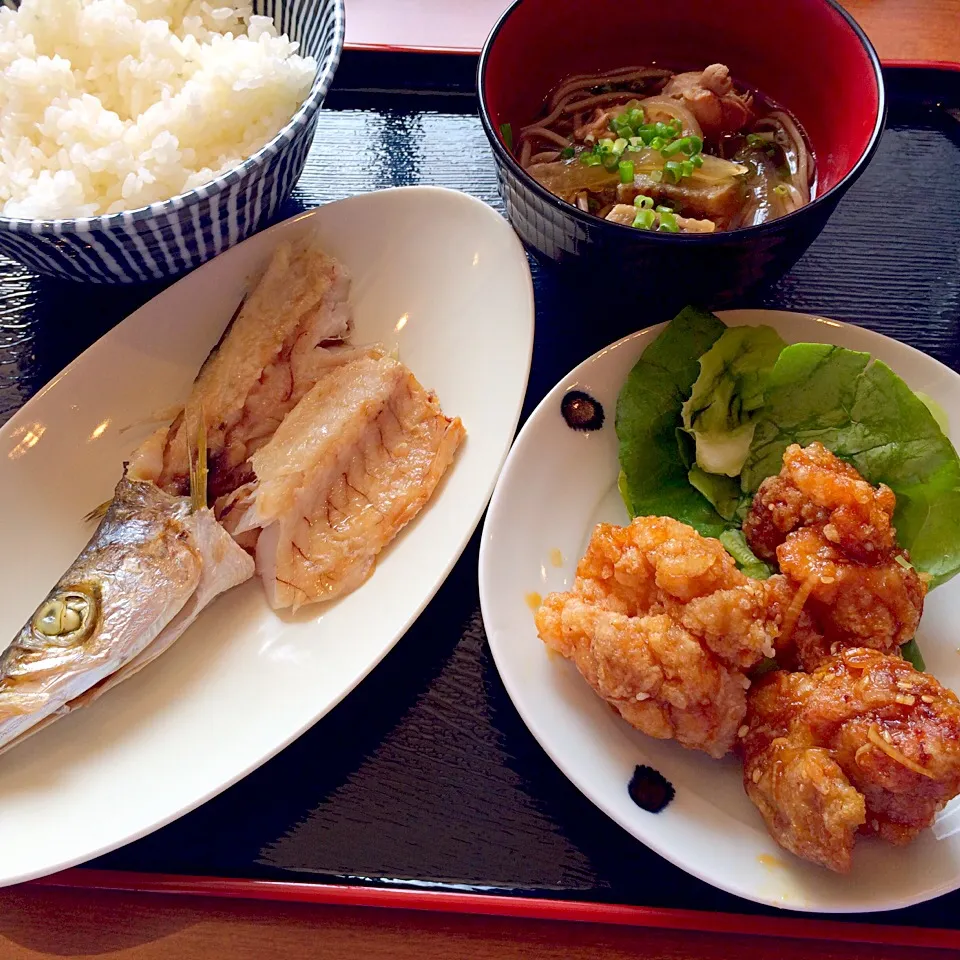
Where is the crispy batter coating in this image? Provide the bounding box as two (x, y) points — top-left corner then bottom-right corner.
(778, 527), (925, 656)
(536, 596), (748, 757)
(745, 441), (897, 563)
(743, 443), (925, 668)
(741, 648), (960, 872)
(536, 517), (799, 758)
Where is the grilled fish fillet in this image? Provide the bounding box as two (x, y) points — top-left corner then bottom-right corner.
(129, 238), (353, 500)
(221, 351), (465, 610)
(0, 477), (254, 752)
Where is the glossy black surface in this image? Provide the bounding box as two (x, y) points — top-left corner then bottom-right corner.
(3, 60), (960, 928)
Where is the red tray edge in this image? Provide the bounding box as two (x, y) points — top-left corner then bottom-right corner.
(28, 869), (960, 950)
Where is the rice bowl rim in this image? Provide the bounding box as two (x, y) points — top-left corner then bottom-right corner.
(0, 0), (346, 233)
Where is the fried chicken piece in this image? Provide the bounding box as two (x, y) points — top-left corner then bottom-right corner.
(778, 527), (925, 657)
(745, 738), (866, 874)
(744, 442), (896, 562)
(536, 517), (799, 758)
(741, 648), (960, 872)
(537, 596), (748, 757)
(679, 574), (818, 671)
(743, 443), (925, 668)
(661, 63), (755, 139)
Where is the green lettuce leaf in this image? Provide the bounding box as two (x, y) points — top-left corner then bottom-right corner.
(688, 465), (741, 521)
(719, 529), (773, 579)
(616, 306), (728, 538)
(916, 391), (950, 435)
(900, 639), (926, 672)
(742, 344), (960, 586)
(681, 325), (786, 477)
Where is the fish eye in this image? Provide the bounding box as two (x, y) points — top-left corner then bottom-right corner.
(32, 590), (96, 645)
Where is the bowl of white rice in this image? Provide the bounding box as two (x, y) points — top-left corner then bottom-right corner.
(0, 0), (344, 282)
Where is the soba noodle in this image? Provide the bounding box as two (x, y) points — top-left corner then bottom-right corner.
(506, 63), (815, 234)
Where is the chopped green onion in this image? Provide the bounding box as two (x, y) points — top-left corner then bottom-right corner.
(500, 123), (513, 151)
(649, 136), (666, 151)
(633, 195), (654, 209)
(650, 169), (663, 183)
(692, 154), (704, 168)
(660, 135), (703, 159)
(618, 160), (635, 184)
(628, 136), (644, 149)
(560, 146), (575, 159)
(635, 121), (678, 145)
(597, 138), (615, 154)
(662, 158), (695, 183)
(663, 159), (682, 183)
(632, 208), (656, 230)
(658, 211), (679, 233)
(627, 107), (645, 127)
(580, 152), (602, 166)
(655, 204), (672, 214)
(746, 132), (770, 148)
(614, 124), (633, 140)
(612, 137), (628, 155)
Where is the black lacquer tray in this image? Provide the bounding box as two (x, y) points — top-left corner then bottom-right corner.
(4, 56), (960, 950)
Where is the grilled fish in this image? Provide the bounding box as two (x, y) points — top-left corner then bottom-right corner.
(129, 237), (354, 501)
(0, 476), (254, 753)
(220, 351), (465, 610)
(130, 239), (464, 614)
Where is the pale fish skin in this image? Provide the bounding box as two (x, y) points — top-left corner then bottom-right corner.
(0, 476), (253, 753)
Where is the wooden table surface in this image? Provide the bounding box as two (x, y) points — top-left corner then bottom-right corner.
(844, 0), (960, 63)
(1, 3), (959, 959)
(343, 0), (960, 64)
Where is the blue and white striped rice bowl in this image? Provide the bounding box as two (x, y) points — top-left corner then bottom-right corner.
(0, 0), (345, 283)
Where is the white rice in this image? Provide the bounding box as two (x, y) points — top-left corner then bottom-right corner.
(0, 0), (317, 218)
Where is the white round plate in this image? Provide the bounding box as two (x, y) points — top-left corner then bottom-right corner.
(0, 186), (534, 886)
(479, 309), (960, 913)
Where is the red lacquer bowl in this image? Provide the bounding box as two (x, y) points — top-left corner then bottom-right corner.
(478, 0), (885, 309)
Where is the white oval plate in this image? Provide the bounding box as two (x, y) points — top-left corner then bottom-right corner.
(479, 309), (960, 914)
(0, 186), (534, 886)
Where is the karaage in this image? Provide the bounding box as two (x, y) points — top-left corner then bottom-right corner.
(537, 517), (803, 758)
(744, 442), (925, 668)
(741, 648), (960, 872)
